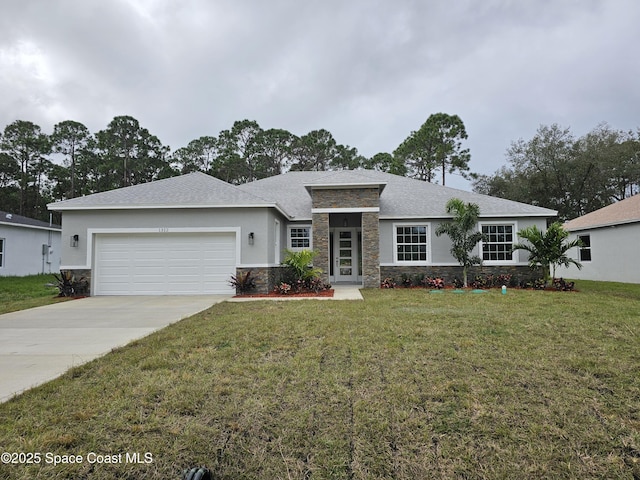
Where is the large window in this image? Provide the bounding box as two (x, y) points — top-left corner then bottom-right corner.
(0, 238), (4, 268)
(481, 224), (514, 262)
(395, 225), (428, 262)
(288, 226), (311, 250)
(578, 234), (591, 261)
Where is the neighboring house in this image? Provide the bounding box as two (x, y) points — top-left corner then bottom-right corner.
(0, 210), (62, 276)
(47, 169), (556, 295)
(564, 194), (640, 284)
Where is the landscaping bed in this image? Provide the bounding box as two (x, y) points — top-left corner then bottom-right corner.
(234, 289), (334, 298)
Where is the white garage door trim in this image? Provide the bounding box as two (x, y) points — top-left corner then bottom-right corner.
(90, 227), (240, 296)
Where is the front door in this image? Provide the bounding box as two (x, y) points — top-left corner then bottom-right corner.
(334, 228), (358, 283)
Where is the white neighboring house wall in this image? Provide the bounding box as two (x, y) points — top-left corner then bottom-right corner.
(565, 222), (640, 284)
(0, 222), (61, 276)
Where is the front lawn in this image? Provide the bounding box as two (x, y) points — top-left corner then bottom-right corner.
(0, 285), (639, 479)
(0, 274), (65, 315)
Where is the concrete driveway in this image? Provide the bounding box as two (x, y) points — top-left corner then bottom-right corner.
(0, 295), (229, 403)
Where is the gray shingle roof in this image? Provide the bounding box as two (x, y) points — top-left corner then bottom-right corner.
(0, 210), (61, 230)
(239, 170), (557, 219)
(564, 194), (640, 231)
(48, 172), (275, 211)
(48, 169), (557, 220)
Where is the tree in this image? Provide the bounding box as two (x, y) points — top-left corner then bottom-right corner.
(435, 198), (486, 287)
(364, 152), (407, 176)
(0, 120), (51, 218)
(51, 120), (92, 198)
(172, 136), (218, 174)
(247, 128), (296, 178)
(216, 120), (262, 183)
(95, 116), (167, 190)
(511, 222), (582, 285)
(395, 113), (471, 185)
(290, 129), (339, 171)
(473, 123), (640, 221)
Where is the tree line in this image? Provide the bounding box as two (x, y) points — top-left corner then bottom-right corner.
(2, 113), (637, 224)
(472, 123), (640, 221)
(0, 113), (471, 222)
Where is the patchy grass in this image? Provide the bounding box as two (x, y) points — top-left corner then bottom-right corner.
(0, 286), (639, 479)
(0, 274), (66, 314)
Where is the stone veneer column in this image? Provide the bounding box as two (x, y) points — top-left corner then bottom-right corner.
(361, 211), (380, 288)
(312, 212), (330, 285)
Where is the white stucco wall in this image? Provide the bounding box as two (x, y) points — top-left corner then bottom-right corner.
(565, 222), (640, 284)
(0, 225), (61, 276)
(58, 208), (277, 269)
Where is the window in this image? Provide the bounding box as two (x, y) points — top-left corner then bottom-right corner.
(396, 225), (428, 262)
(0, 238), (4, 268)
(578, 234), (591, 261)
(481, 224), (514, 262)
(288, 226), (311, 250)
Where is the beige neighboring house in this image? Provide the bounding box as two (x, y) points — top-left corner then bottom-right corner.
(564, 194), (640, 284)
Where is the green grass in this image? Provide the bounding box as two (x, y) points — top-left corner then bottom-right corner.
(0, 274), (67, 314)
(0, 285), (639, 479)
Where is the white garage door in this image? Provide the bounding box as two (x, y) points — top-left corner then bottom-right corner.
(94, 232), (236, 295)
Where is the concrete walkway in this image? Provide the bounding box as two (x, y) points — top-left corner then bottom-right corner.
(0, 295), (228, 403)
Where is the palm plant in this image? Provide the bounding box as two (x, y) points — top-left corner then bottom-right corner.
(435, 198), (486, 288)
(511, 222), (582, 285)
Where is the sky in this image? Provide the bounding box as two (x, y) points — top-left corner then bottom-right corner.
(1, 0), (639, 190)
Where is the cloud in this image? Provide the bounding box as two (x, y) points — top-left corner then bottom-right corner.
(1, 0), (639, 189)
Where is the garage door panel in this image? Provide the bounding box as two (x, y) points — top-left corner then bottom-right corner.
(94, 232), (236, 295)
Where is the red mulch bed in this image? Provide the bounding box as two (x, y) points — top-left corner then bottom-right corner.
(234, 289), (334, 298)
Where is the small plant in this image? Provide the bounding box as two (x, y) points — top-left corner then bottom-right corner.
(452, 277), (464, 289)
(423, 276), (445, 289)
(53, 271), (88, 297)
(495, 273), (514, 287)
(553, 278), (576, 291)
(400, 273), (413, 288)
(282, 249), (322, 283)
(275, 282), (292, 294)
(381, 277), (396, 289)
(229, 270), (256, 294)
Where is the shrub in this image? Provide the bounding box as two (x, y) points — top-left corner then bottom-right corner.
(229, 270), (256, 294)
(53, 271), (88, 297)
(278, 250), (331, 294)
(423, 276), (445, 289)
(275, 282), (292, 295)
(381, 277), (396, 289)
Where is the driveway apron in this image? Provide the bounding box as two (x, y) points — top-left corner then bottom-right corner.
(0, 296), (229, 403)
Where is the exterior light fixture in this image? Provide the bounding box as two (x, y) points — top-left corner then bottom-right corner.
(248, 232), (254, 245)
(71, 234), (79, 247)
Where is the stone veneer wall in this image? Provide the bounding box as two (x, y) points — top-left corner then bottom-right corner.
(380, 265), (539, 287)
(311, 188), (380, 209)
(311, 212), (330, 285)
(361, 212), (380, 288)
(235, 266), (287, 294)
(310, 187), (381, 287)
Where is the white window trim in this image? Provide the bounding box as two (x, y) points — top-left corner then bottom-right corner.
(0, 238), (4, 268)
(274, 219), (281, 264)
(392, 222), (430, 265)
(479, 221), (518, 265)
(577, 234), (592, 262)
(287, 224), (312, 251)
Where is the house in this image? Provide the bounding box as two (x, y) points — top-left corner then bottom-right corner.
(0, 210), (62, 276)
(47, 169), (557, 295)
(563, 194), (640, 284)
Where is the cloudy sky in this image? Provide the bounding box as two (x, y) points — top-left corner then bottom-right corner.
(1, 0), (639, 189)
